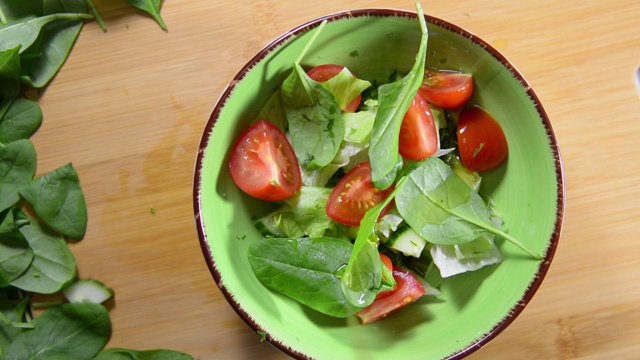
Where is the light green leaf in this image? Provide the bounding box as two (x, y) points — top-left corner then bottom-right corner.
(0, 97), (43, 142)
(0, 13), (91, 54)
(321, 67), (371, 111)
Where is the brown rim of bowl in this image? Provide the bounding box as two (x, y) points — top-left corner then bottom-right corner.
(193, 8), (565, 360)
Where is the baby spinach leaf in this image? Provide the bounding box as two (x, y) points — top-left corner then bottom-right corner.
(0, 80), (19, 130)
(10, 219), (77, 294)
(93, 348), (194, 360)
(396, 156), (541, 258)
(0, 227), (33, 287)
(6, 303), (111, 360)
(0, 97), (43, 143)
(340, 177), (407, 308)
(281, 64), (344, 170)
(20, 1), (86, 88)
(0, 12), (92, 54)
(19, 162), (88, 240)
(368, 3), (428, 190)
(0, 288), (29, 358)
(125, 0), (168, 31)
(248, 237), (362, 318)
(0, 46), (20, 79)
(0, 139), (37, 213)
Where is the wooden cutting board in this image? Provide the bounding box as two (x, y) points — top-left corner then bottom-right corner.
(32, 0), (640, 358)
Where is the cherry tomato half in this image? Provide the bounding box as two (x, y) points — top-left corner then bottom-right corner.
(325, 162), (394, 226)
(399, 93), (439, 160)
(229, 120), (301, 201)
(307, 64), (362, 112)
(457, 106), (509, 172)
(418, 69), (473, 109)
(356, 267), (426, 324)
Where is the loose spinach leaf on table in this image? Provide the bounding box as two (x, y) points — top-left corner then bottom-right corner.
(0, 221), (33, 287)
(6, 303), (111, 360)
(0, 97), (43, 142)
(395, 156), (541, 258)
(19, 162), (88, 240)
(93, 348), (194, 360)
(368, 3), (428, 190)
(248, 237), (362, 318)
(0, 139), (37, 213)
(125, 0), (168, 31)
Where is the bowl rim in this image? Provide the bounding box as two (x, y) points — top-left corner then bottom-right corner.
(193, 7), (565, 360)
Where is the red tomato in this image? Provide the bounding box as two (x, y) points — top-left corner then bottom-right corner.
(376, 254), (395, 300)
(229, 120), (301, 201)
(457, 106), (509, 172)
(399, 93), (439, 160)
(356, 267), (426, 325)
(306, 64), (362, 112)
(418, 69), (473, 109)
(325, 162), (394, 226)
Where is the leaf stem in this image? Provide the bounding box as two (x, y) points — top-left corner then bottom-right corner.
(0, 312), (34, 329)
(84, 0), (107, 32)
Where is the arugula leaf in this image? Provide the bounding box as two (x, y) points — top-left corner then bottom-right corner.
(0, 12), (92, 54)
(125, 0), (168, 31)
(0, 97), (43, 143)
(248, 237), (362, 318)
(9, 219), (77, 294)
(19, 163), (88, 240)
(6, 303), (111, 360)
(0, 139), (37, 213)
(368, 3), (428, 190)
(396, 156), (541, 259)
(94, 348), (194, 360)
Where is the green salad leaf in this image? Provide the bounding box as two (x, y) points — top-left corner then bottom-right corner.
(368, 3), (428, 190)
(248, 237), (362, 318)
(0, 97), (43, 143)
(94, 348), (194, 360)
(125, 0), (168, 31)
(0, 139), (37, 213)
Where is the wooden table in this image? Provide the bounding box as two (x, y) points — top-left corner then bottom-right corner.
(34, 0), (640, 358)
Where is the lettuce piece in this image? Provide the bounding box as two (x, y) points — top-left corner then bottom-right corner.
(429, 239), (502, 278)
(321, 67), (371, 112)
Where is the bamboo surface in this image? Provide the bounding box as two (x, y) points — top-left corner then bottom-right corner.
(33, 0), (640, 359)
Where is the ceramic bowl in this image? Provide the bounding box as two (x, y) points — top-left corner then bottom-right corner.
(194, 8), (564, 359)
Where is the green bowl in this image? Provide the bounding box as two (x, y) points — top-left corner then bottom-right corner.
(194, 8), (564, 359)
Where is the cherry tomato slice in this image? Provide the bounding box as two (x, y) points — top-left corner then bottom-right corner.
(418, 69), (473, 109)
(325, 162), (394, 226)
(229, 120), (302, 201)
(457, 106), (509, 172)
(399, 93), (439, 160)
(356, 267), (426, 324)
(307, 64), (362, 112)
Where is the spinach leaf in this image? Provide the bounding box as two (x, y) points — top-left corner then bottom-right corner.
(0, 224), (33, 287)
(125, 0), (168, 31)
(0, 12), (92, 54)
(10, 219), (77, 294)
(0, 97), (43, 143)
(93, 348), (194, 360)
(281, 64), (344, 170)
(368, 3), (428, 190)
(248, 237), (362, 318)
(19, 0), (87, 88)
(6, 303), (111, 360)
(19, 162), (88, 240)
(0, 288), (30, 358)
(396, 156), (541, 258)
(0, 79), (19, 129)
(339, 177), (407, 308)
(0, 139), (37, 213)
(0, 46), (20, 78)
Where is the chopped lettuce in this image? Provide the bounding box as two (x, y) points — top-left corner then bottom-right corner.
(321, 67), (371, 111)
(429, 239), (502, 278)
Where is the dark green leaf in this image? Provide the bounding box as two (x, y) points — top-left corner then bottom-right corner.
(0, 139), (37, 213)
(0, 12), (91, 54)
(0, 78), (19, 120)
(281, 64), (344, 170)
(0, 288), (29, 358)
(0, 97), (43, 142)
(93, 348), (194, 360)
(248, 237), (362, 318)
(10, 220), (77, 294)
(368, 4), (428, 190)
(19, 0), (87, 88)
(6, 303), (111, 360)
(19, 162), (88, 239)
(0, 46), (21, 79)
(0, 226), (33, 286)
(125, 0), (167, 31)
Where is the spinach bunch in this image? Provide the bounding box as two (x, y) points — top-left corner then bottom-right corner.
(0, 1), (190, 359)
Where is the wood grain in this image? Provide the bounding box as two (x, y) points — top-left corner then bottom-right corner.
(30, 0), (640, 359)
